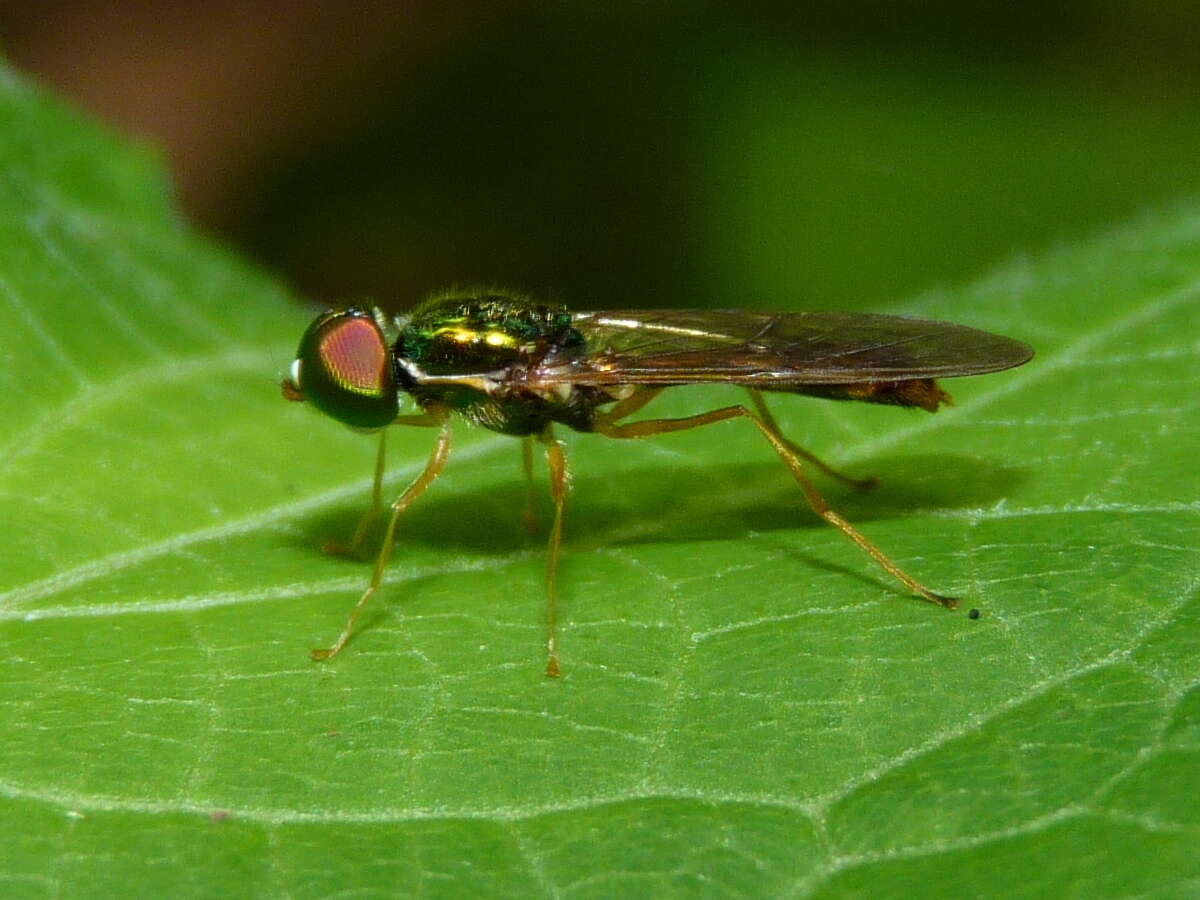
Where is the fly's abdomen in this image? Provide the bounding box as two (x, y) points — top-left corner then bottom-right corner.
(788, 379), (951, 412)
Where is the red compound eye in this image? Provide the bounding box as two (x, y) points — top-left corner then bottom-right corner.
(292, 310), (398, 429)
(319, 314), (390, 397)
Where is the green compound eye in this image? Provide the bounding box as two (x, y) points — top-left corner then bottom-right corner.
(290, 310), (398, 429)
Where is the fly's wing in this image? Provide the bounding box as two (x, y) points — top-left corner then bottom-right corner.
(533, 309), (1033, 387)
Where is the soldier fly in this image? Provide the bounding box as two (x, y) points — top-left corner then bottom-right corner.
(282, 289), (1033, 676)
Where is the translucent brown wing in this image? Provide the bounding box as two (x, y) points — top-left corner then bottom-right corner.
(532, 309), (1033, 387)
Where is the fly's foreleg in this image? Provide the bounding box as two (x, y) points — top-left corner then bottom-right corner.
(323, 414), (444, 558)
(540, 427), (570, 677)
(312, 416), (453, 661)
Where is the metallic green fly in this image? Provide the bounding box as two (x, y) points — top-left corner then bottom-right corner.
(282, 289), (1033, 676)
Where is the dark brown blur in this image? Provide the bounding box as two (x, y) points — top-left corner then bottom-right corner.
(6, 2), (1200, 312)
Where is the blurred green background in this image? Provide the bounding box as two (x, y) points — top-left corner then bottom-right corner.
(5, 1), (1200, 311)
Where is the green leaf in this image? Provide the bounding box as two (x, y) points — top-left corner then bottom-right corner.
(2, 69), (1197, 899)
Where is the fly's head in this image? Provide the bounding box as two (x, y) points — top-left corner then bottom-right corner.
(282, 308), (399, 430)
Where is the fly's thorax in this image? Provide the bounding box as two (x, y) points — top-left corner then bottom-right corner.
(395, 292), (584, 377)
(404, 375), (613, 436)
(461, 383), (614, 435)
(390, 291), (601, 435)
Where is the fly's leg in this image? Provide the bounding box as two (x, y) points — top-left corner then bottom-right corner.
(312, 417), (454, 661)
(521, 435), (539, 535)
(592, 387), (663, 430)
(540, 427), (569, 677)
(747, 390), (878, 490)
(323, 414), (443, 557)
(322, 429), (387, 557)
(595, 399), (958, 609)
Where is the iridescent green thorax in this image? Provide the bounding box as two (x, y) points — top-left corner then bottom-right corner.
(397, 293), (584, 376)
(394, 292), (607, 436)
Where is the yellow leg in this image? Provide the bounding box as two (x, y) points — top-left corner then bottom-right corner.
(312, 416), (454, 661)
(593, 387), (663, 430)
(323, 429), (388, 557)
(747, 390), (877, 490)
(595, 394), (957, 609)
(521, 435), (539, 534)
(323, 414), (445, 557)
(540, 427), (569, 677)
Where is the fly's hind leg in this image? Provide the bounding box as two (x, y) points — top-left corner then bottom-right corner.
(747, 390), (878, 490)
(312, 415), (453, 661)
(594, 392), (957, 609)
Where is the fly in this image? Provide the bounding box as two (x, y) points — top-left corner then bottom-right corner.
(282, 290), (1033, 676)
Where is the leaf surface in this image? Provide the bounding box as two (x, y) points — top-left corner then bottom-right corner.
(1, 69), (1197, 899)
